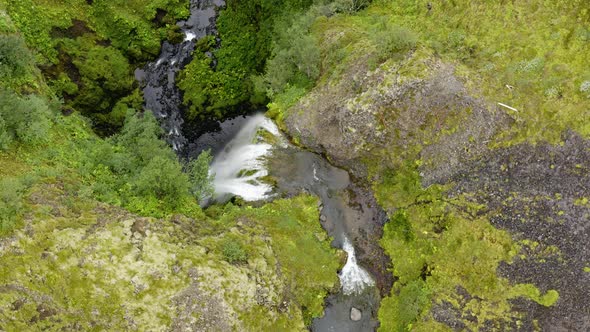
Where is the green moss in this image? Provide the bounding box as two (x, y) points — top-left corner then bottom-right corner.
(509, 285), (559, 307)
(375, 164), (551, 330)
(366, 0), (590, 144)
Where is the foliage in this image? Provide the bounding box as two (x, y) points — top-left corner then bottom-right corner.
(375, 165), (559, 331)
(0, 9), (340, 330)
(0, 34), (33, 84)
(330, 0), (371, 13)
(221, 237), (248, 264)
(366, 0), (590, 143)
(379, 279), (431, 332)
(263, 9), (321, 96)
(217, 195), (339, 327)
(0, 177), (26, 234)
(188, 149), (214, 203)
(132, 155), (189, 205)
(178, 0), (317, 120)
(0, 89), (53, 150)
(4, 0), (189, 132)
(80, 111), (194, 215)
(372, 22), (416, 61)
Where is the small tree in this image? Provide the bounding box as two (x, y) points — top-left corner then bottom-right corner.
(188, 150), (214, 203)
(132, 155), (190, 207)
(0, 90), (52, 150)
(0, 35), (32, 83)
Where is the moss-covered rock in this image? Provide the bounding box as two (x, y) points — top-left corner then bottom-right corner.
(0, 177), (339, 330)
(273, 1), (589, 330)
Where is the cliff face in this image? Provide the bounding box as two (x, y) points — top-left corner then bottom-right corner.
(279, 2), (590, 330)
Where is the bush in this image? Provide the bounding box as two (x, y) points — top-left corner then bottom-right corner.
(373, 23), (417, 61)
(331, 0), (371, 13)
(0, 177), (26, 234)
(0, 34), (32, 83)
(112, 110), (174, 165)
(222, 238), (248, 264)
(0, 115), (11, 150)
(188, 150), (214, 203)
(263, 10), (321, 96)
(0, 89), (52, 149)
(132, 155), (189, 207)
(82, 111), (204, 215)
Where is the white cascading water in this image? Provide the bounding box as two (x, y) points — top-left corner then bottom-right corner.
(210, 114), (280, 202)
(339, 236), (375, 295)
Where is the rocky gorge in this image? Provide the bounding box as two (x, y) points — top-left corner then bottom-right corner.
(0, 0), (588, 331)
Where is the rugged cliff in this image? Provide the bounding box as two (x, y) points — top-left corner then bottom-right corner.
(277, 1), (589, 330)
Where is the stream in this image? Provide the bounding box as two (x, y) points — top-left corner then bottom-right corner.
(135, 0), (225, 152)
(200, 114), (386, 331)
(138, 1), (390, 330)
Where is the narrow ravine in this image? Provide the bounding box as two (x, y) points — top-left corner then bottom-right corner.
(136, 0), (225, 151)
(135, 1), (391, 329)
(197, 114), (390, 331)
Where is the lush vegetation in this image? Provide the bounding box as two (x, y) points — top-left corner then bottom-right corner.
(178, 0), (344, 120)
(374, 165), (559, 331)
(365, 0), (590, 145)
(0, 4), (342, 330)
(2, 0), (189, 133)
(2, 0), (587, 330)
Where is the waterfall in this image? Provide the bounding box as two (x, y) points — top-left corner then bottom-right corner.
(210, 114), (280, 202)
(339, 237), (375, 295)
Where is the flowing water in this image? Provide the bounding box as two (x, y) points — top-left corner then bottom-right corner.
(199, 114), (384, 331)
(137, 1), (388, 329)
(340, 237), (376, 296)
(208, 114), (280, 202)
(135, 0), (225, 151)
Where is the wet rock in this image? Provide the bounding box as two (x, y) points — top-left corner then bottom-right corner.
(350, 307), (362, 321)
(320, 214), (327, 222)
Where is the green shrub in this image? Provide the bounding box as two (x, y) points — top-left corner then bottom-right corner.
(0, 34), (32, 83)
(0, 90), (52, 149)
(0, 115), (11, 150)
(331, 0), (372, 13)
(0, 177), (26, 234)
(373, 23), (417, 61)
(222, 238), (248, 264)
(263, 9), (321, 96)
(131, 155), (189, 207)
(188, 149), (214, 203)
(81, 111), (204, 216)
(178, 0), (319, 120)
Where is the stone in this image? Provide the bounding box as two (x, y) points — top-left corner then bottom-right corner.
(350, 307), (362, 321)
(320, 215), (327, 222)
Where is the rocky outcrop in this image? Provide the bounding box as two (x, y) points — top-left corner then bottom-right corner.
(281, 46), (590, 330)
(0, 182), (339, 331)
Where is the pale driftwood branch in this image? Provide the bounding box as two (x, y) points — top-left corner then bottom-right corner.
(498, 102), (519, 112)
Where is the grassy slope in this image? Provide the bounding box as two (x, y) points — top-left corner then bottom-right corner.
(268, 0), (588, 330)
(0, 6), (340, 331)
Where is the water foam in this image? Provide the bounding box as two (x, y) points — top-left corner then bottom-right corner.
(184, 31), (197, 42)
(210, 114), (279, 202)
(339, 237), (375, 295)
